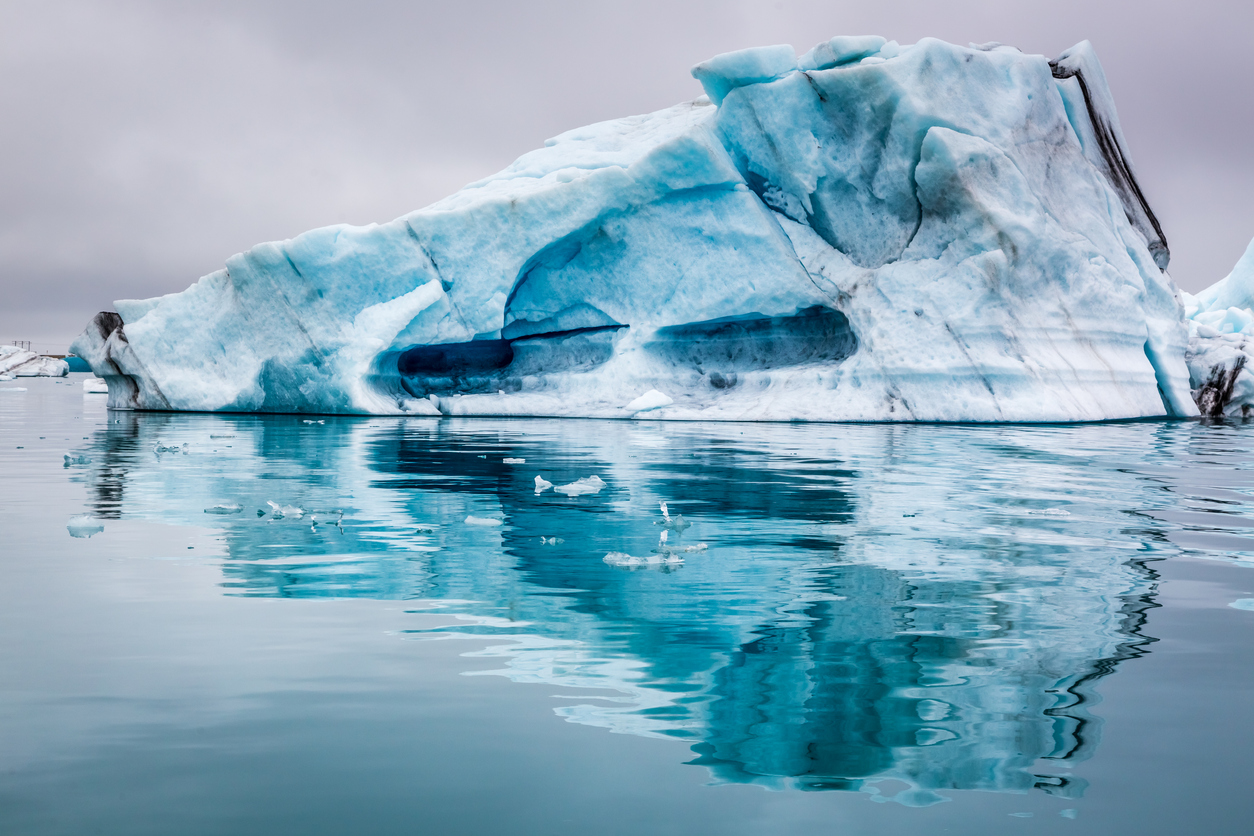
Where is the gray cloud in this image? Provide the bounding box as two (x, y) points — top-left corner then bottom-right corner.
(2, 0), (1252, 350)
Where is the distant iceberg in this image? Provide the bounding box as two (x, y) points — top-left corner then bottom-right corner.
(74, 36), (1251, 421)
(1182, 237), (1254, 417)
(0, 346), (67, 378)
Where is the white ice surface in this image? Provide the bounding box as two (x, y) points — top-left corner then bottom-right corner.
(72, 36), (1203, 422)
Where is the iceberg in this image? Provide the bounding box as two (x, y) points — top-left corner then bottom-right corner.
(0, 346), (67, 378)
(1181, 237), (1254, 417)
(74, 36), (1218, 422)
(553, 475), (607, 496)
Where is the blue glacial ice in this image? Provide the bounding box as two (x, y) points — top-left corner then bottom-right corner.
(74, 35), (1254, 422)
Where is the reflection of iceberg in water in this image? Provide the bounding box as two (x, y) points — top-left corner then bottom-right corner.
(74, 415), (1199, 802)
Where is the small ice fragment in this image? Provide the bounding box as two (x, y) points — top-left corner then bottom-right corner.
(266, 500), (304, 519)
(1228, 599), (1254, 611)
(554, 475), (606, 496)
(63, 453), (91, 466)
(603, 551), (683, 568)
(534, 475), (553, 493)
(464, 515), (503, 527)
(540, 536), (565, 544)
(82, 378), (108, 393)
(1060, 810), (1079, 819)
(1028, 507), (1071, 516)
(503, 457), (525, 464)
(477, 454), (487, 459)
(0, 387), (27, 392)
(67, 515), (104, 538)
(204, 504), (243, 515)
(655, 502), (690, 531)
(625, 389), (673, 413)
(1008, 812), (1034, 818)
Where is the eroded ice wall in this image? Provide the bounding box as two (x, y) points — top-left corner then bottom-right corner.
(73, 36), (1197, 422)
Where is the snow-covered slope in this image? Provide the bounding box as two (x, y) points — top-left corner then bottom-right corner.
(73, 36), (1200, 421)
(0, 346), (68, 378)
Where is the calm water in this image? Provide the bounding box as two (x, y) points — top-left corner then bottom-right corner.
(2, 376), (1253, 835)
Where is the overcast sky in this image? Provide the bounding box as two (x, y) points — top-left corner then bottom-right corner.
(2, 0), (1252, 351)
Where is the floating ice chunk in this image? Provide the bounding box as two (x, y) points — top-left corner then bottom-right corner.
(302, 419), (325, 425)
(1028, 508), (1071, 516)
(540, 536), (565, 544)
(554, 475), (606, 496)
(0, 387), (26, 392)
(67, 515), (104, 538)
(82, 377), (108, 393)
(464, 515), (503, 526)
(204, 503), (243, 515)
(646, 527), (707, 559)
(625, 390), (673, 414)
(503, 457), (525, 464)
(63, 453), (91, 466)
(1229, 599), (1254, 611)
(534, 475), (553, 493)
(603, 551), (684, 568)
(266, 500), (304, 519)
(0, 345), (67, 378)
(67, 36), (1200, 424)
(153, 443), (189, 455)
(655, 501), (691, 531)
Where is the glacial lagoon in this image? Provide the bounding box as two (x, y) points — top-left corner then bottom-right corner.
(2, 376), (1252, 834)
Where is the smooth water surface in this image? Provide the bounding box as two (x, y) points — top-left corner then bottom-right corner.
(2, 377), (1253, 834)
